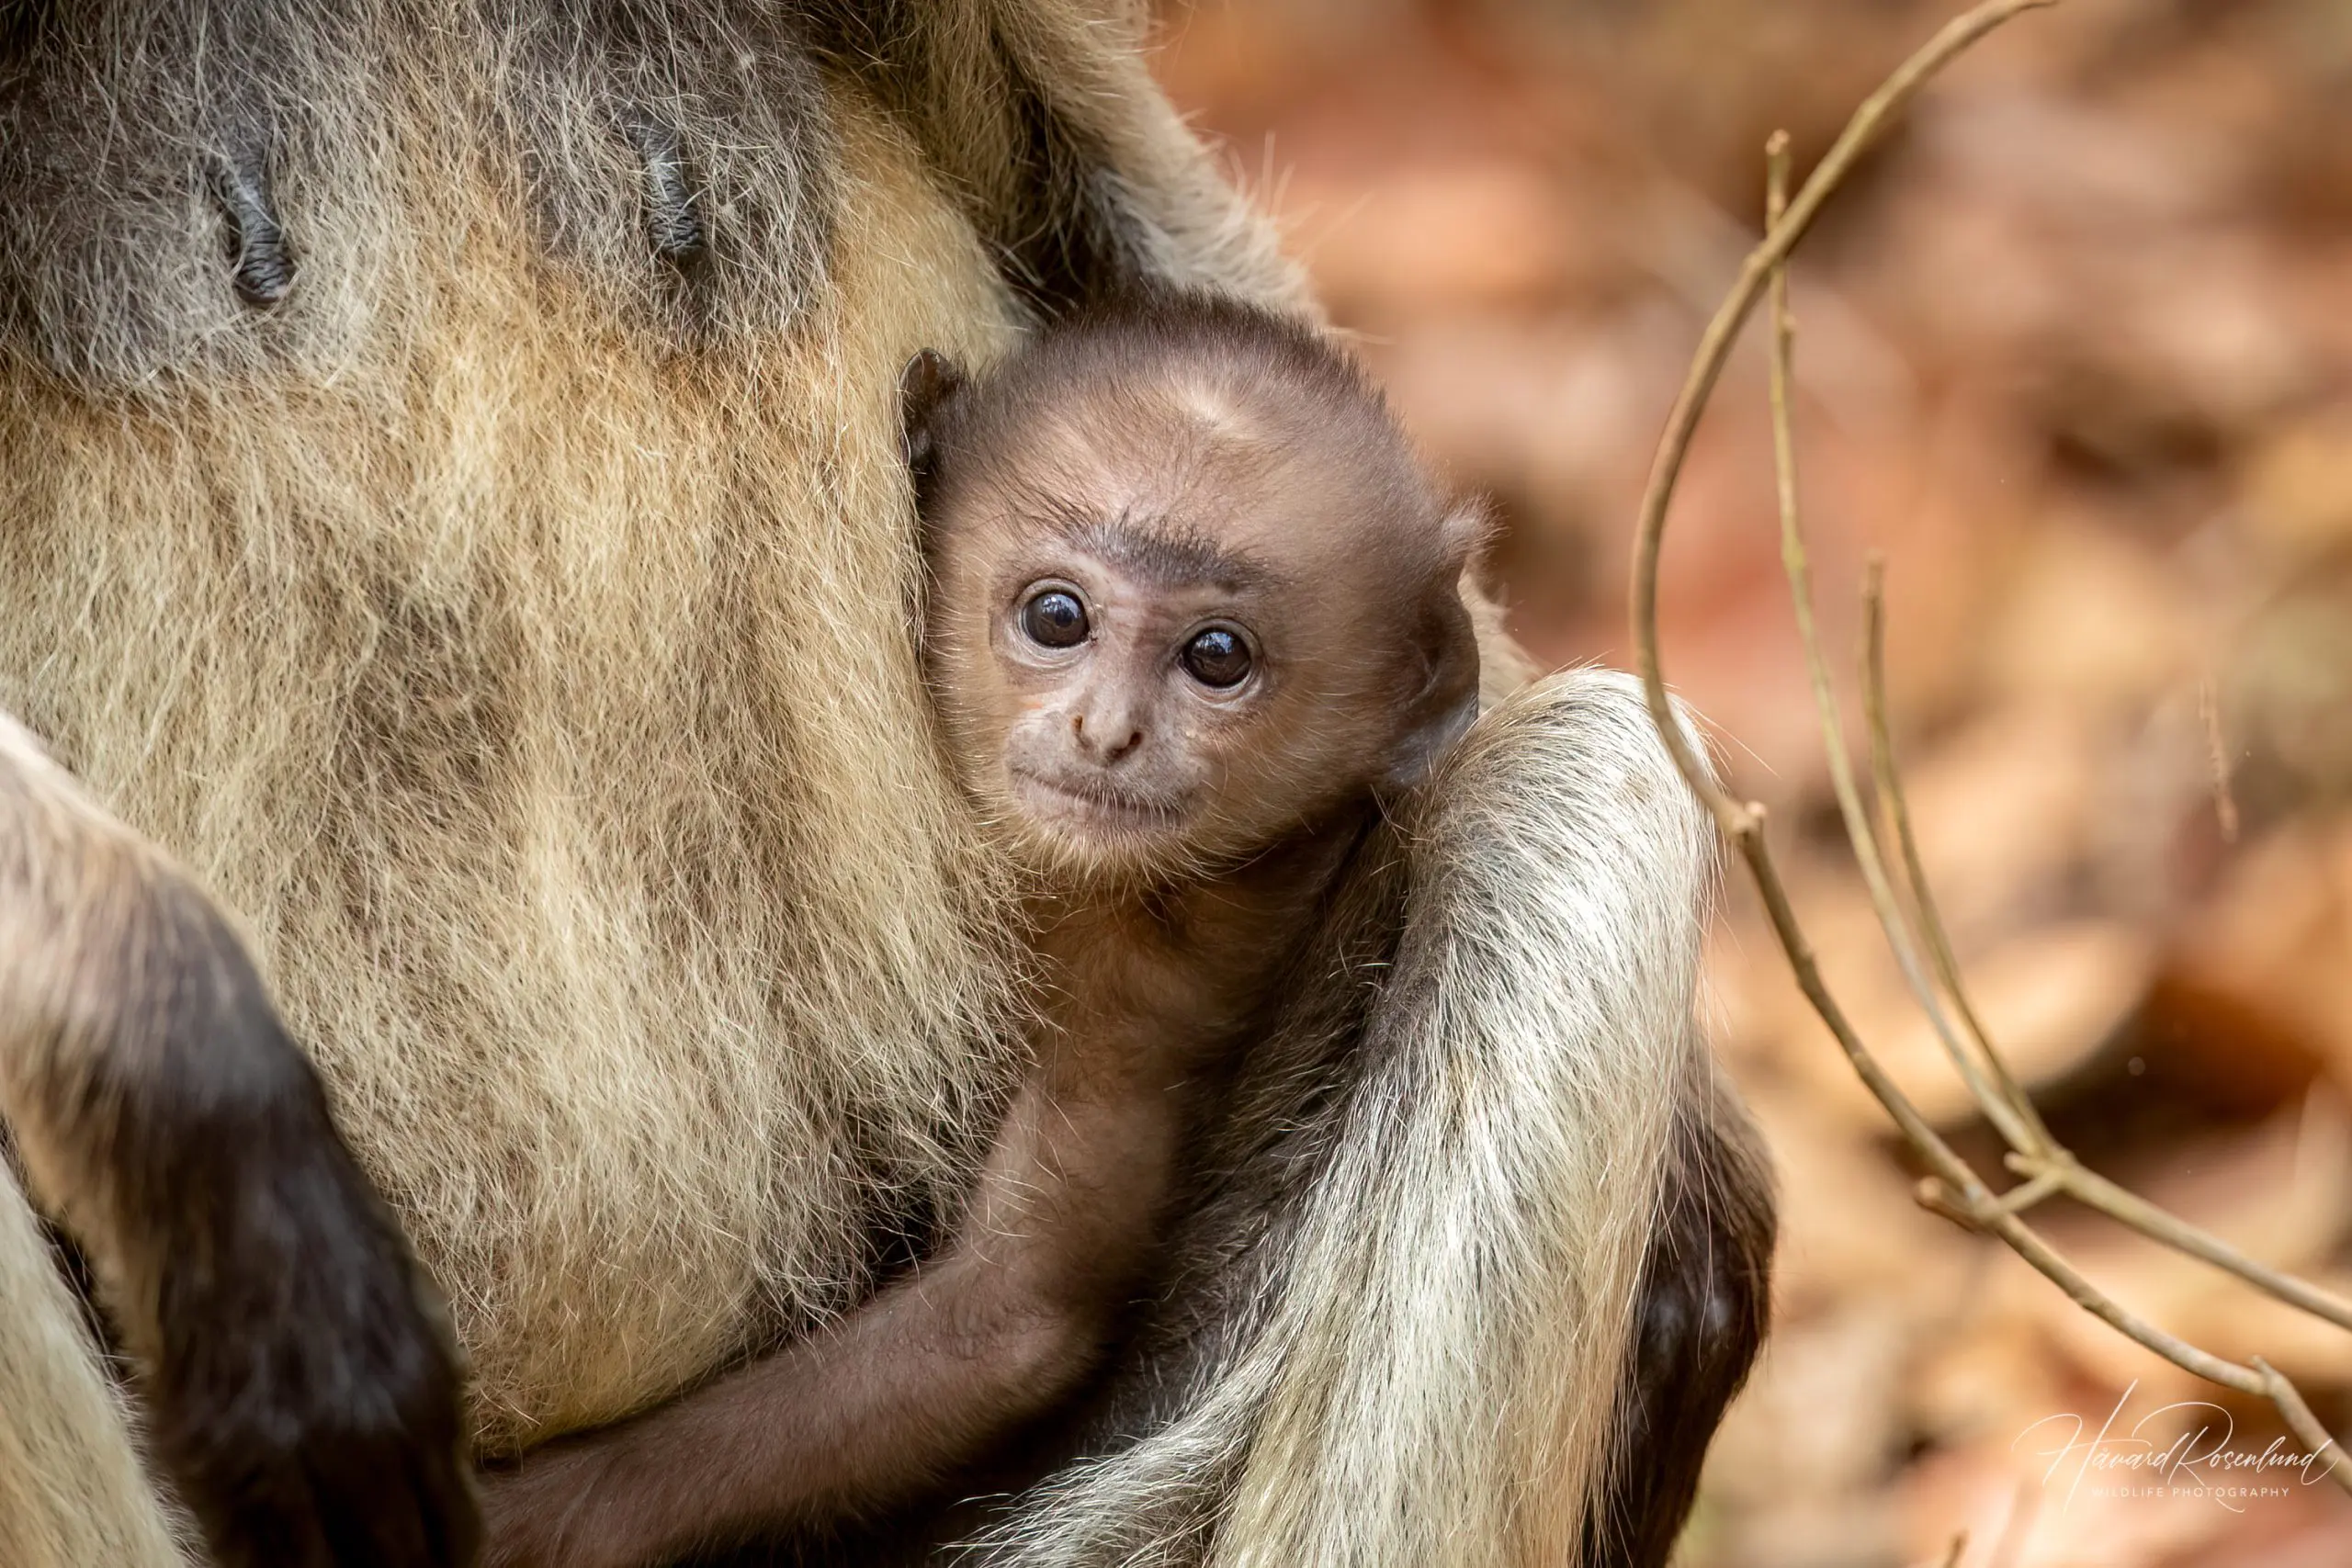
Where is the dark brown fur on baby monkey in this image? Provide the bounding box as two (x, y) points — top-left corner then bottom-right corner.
(479, 294), (1484, 1568)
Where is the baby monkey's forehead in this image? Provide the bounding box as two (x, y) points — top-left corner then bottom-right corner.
(978, 389), (1397, 543)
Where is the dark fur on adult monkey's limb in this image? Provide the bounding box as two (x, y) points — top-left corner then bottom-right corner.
(0, 717), (476, 1568)
(0, 2), (1772, 1564)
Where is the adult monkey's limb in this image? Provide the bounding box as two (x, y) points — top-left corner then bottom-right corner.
(0, 716), (474, 1568)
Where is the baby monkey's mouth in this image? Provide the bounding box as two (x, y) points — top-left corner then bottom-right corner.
(1006, 767), (1187, 830)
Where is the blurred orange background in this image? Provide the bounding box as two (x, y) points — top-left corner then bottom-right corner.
(1148, 3), (2352, 1564)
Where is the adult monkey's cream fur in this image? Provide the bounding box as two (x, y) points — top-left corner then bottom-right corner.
(0, 2), (1772, 1565)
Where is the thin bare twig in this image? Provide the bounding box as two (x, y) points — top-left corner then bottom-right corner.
(1918, 1175), (2289, 1396)
(1625, 0), (2352, 1494)
(1632, 0), (2060, 812)
(1765, 138), (2042, 1156)
(2258, 1357), (2352, 1484)
(1857, 561), (2057, 1150)
(1862, 571), (2352, 1332)
(2020, 1152), (2352, 1331)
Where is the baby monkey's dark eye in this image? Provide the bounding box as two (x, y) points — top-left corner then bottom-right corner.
(1022, 589), (1091, 649)
(1181, 627), (1252, 689)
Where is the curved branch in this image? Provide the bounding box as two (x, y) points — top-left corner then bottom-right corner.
(1623, 0), (2351, 1495)
(1765, 140), (2042, 1156)
(1863, 574), (2352, 1334)
(1631, 0), (2061, 815)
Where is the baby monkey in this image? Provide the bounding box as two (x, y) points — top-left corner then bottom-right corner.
(481, 292), (1485, 1568)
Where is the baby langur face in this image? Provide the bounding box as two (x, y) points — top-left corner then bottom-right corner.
(902, 302), (1485, 886)
(977, 533), (1286, 874)
(924, 486), (1476, 887)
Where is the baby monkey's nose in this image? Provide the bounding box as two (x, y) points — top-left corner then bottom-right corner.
(1072, 709), (1145, 764)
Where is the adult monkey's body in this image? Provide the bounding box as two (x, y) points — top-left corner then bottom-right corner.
(0, 5), (1771, 1567)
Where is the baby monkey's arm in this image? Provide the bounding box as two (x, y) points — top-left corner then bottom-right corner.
(477, 990), (1206, 1568)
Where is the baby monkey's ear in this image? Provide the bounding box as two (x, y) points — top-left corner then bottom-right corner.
(899, 349), (966, 506)
(1382, 501), (1495, 796)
